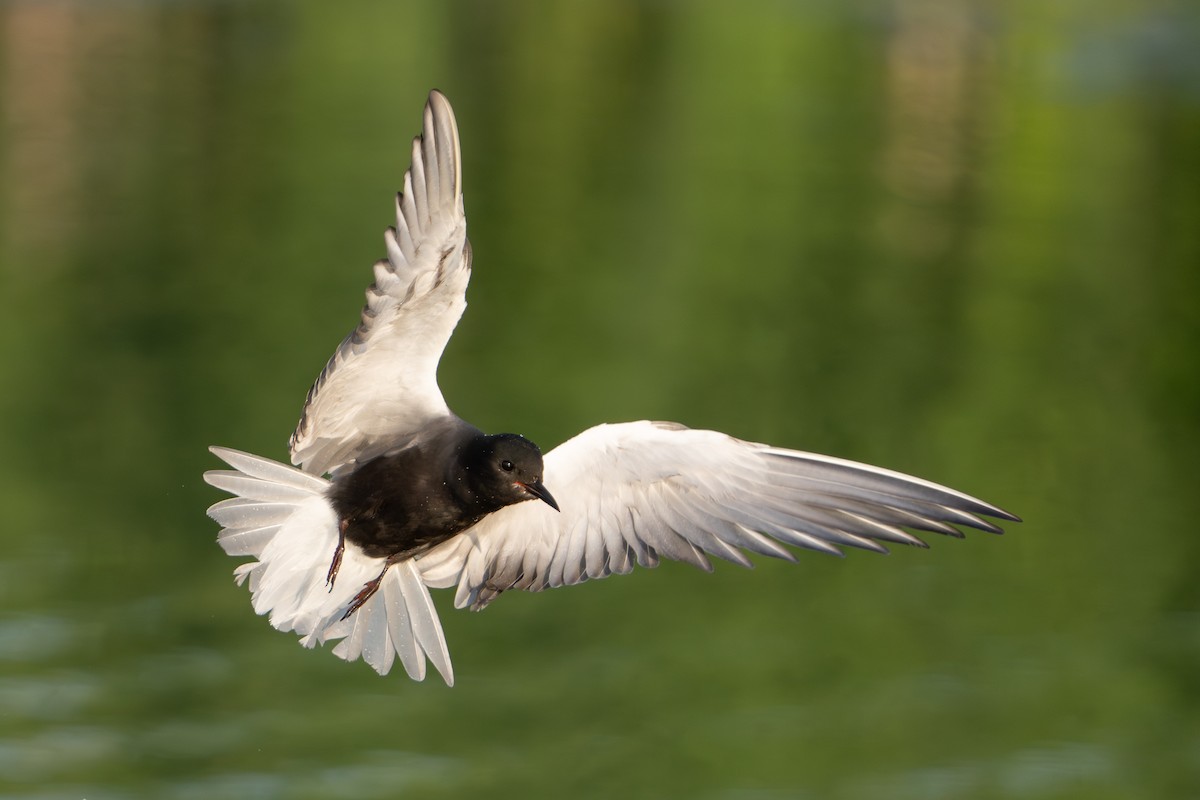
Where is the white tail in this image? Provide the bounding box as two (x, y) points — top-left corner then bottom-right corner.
(203, 446), (454, 685)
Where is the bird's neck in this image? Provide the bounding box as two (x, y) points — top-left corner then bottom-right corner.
(444, 438), (504, 517)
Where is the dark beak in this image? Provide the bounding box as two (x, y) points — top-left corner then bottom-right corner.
(520, 480), (560, 512)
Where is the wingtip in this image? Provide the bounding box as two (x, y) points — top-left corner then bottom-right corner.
(965, 508), (1018, 534)
(960, 494), (1021, 527)
(994, 507), (1022, 524)
(426, 89), (455, 124)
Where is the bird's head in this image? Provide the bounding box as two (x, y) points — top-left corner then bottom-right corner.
(467, 433), (559, 512)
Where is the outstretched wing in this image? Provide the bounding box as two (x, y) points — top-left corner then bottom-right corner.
(290, 90), (470, 476)
(416, 421), (1019, 609)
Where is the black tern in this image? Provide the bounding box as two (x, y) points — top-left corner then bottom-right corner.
(204, 90), (1018, 685)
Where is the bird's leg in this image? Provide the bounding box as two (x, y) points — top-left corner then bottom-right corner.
(326, 518), (349, 590)
(341, 561), (391, 621)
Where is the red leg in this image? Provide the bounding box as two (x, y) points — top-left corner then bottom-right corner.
(326, 518), (348, 590)
(341, 562), (391, 621)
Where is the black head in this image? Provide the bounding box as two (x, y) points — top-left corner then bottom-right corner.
(463, 433), (559, 512)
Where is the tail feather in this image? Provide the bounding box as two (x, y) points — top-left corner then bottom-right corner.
(383, 573), (424, 680)
(398, 559), (454, 685)
(209, 446), (328, 491)
(204, 447), (454, 683)
(208, 498), (297, 530)
(217, 524), (281, 557)
(321, 560), (455, 685)
(336, 583), (396, 677)
(205, 471), (316, 503)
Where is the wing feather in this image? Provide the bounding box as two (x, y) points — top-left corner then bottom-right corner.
(416, 421), (1019, 610)
(289, 91), (470, 476)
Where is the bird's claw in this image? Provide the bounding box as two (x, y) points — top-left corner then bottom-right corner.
(326, 519), (348, 591)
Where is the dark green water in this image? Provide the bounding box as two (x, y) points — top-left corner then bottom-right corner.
(2, 2), (1197, 798)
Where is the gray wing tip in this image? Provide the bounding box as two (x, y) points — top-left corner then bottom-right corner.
(950, 492), (1021, 528)
(427, 90), (457, 136)
(764, 447), (1021, 531)
(993, 507), (1022, 524)
(961, 505), (1020, 533)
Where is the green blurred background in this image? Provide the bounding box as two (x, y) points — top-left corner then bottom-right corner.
(2, 1), (1197, 798)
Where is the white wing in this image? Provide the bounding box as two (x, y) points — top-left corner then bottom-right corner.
(417, 421), (1019, 609)
(290, 90), (470, 476)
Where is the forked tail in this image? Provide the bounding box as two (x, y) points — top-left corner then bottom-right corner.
(203, 446), (454, 685)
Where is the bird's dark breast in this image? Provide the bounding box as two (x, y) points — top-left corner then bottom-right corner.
(329, 449), (488, 561)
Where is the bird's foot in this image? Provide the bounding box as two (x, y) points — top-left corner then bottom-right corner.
(326, 519), (348, 591)
(341, 563), (390, 621)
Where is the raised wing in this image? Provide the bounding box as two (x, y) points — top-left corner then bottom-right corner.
(416, 421), (1019, 609)
(290, 90), (471, 476)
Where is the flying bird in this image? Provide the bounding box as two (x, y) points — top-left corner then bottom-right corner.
(204, 90), (1018, 685)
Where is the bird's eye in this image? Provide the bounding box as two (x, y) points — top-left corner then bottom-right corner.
(500, 460), (514, 472)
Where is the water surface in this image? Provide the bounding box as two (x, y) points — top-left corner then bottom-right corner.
(1, 1), (1197, 798)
